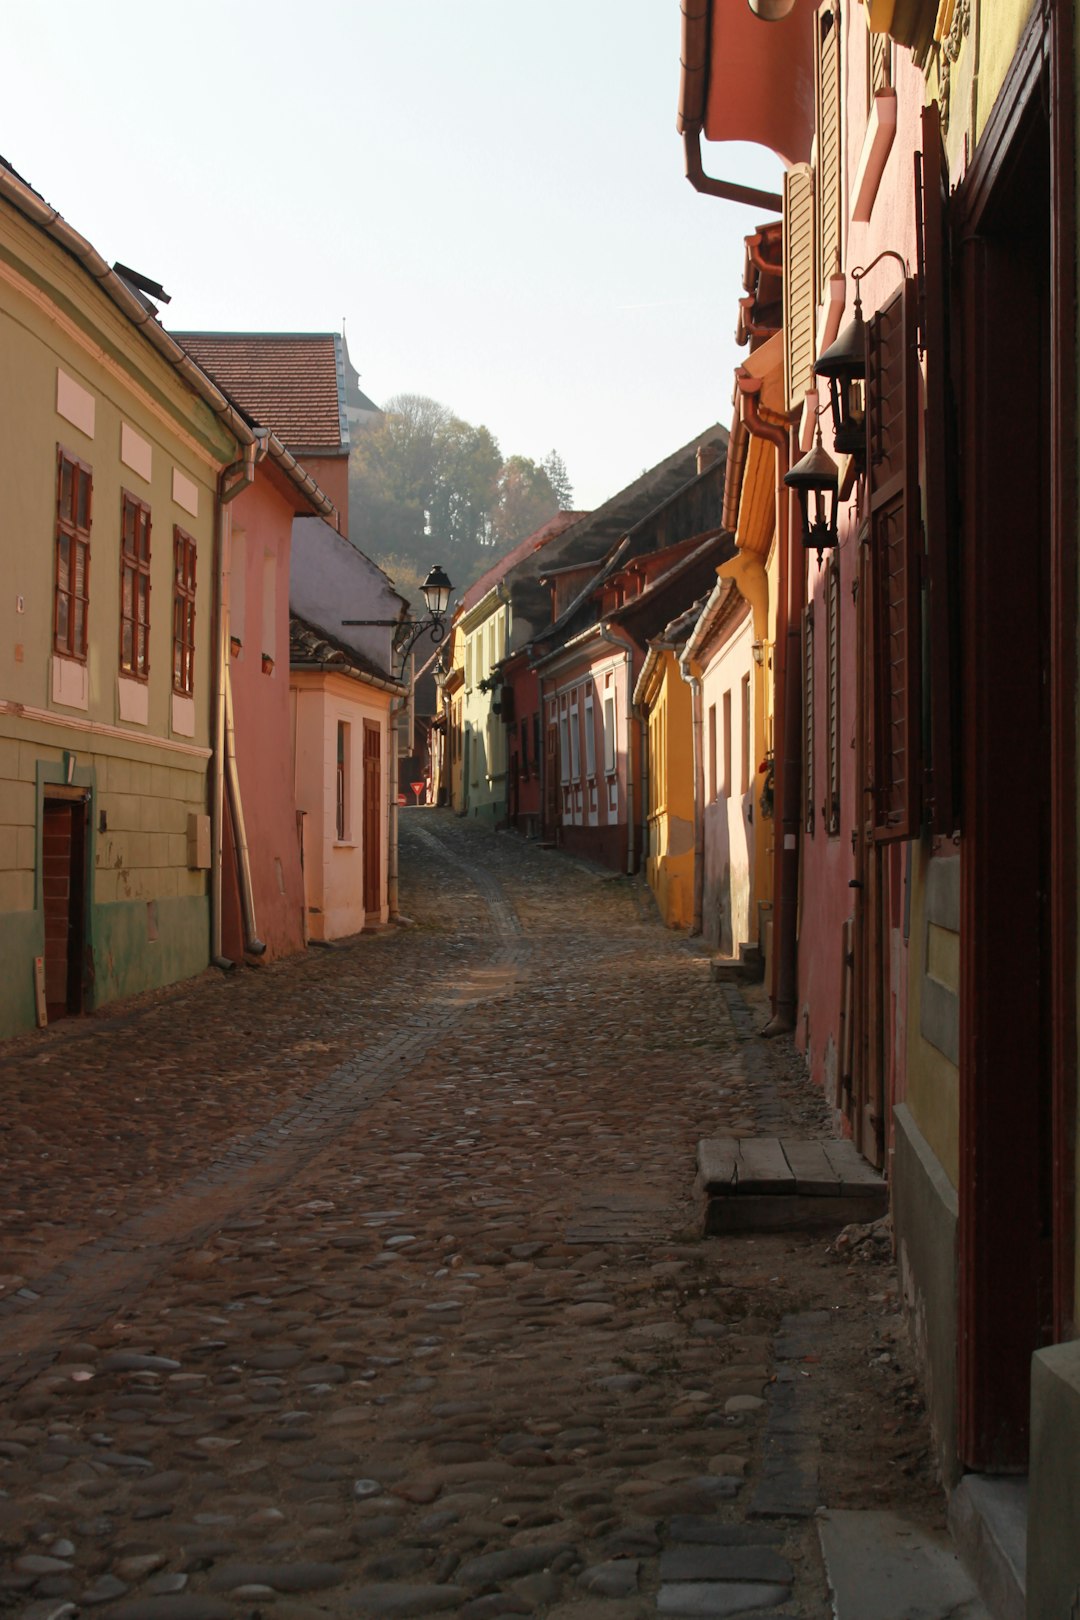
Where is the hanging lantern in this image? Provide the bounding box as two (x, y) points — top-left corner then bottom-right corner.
(784, 427), (840, 567)
(815, 285), (867, 461)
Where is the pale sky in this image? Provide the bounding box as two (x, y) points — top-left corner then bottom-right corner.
(5, 1), (782, 511)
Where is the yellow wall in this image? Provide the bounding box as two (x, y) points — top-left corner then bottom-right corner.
(644, 651), (695, 928)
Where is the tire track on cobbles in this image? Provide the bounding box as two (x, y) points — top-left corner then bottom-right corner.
(0, 822), (528, 1392)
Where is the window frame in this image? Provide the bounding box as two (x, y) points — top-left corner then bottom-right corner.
(54, 446), (93, 663)
(119, 489), (152, 681)
(172, 527), (197, 697)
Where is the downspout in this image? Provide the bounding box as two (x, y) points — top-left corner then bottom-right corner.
(678, 651), (706, 935)
(223, 664), (265, 954)
(210, 437), (263, 967)
(596, 625), (637, 875)
(683, 127), (783, 213)
(738, 376), (798, 1034)
(388, 684), (406, 920)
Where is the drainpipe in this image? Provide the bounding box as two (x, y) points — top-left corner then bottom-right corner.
(738, 375), (798, 1034)
(210, 439), (262, 968)
(683, 127), (783, 213)
(388, 683), (406, 920)
(678, 651), (706, 935)
(223, 665), (265, 955)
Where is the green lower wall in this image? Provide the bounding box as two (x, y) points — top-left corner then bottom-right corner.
(91, 895), (209, 1008)
(0, 909), (44, 1037)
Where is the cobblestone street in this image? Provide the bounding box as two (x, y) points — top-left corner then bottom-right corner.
(0, 812), (940, 1620)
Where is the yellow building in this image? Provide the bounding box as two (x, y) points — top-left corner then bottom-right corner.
(0, 162), (251, 1034)
(635, 618), (697, 930)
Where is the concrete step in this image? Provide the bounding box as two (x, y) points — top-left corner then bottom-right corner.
(709, 942), (763, 984)
(948, 1475), (1027, 1620)
(818, 1508), (991, 1619)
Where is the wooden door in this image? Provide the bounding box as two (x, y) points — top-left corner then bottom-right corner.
(849, 533), (885, 1167)
(362, 722), (381, 918)
(42, 793), (87, 1022)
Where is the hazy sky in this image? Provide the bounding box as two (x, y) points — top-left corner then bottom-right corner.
(5, 1), (782, 511)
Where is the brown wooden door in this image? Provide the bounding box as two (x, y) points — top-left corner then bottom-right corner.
(849, 533), (885, 1167)
(362, 722), (381, 918)
(42, 793), (87, 1022)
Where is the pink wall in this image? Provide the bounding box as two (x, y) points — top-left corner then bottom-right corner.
(223, 476), (307, 962)
(795, 16), (922, 1099)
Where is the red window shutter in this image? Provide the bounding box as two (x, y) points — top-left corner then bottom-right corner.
(917, 102), (959, 833)
(866, 278), (921, 841)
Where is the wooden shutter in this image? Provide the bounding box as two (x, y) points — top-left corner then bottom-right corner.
(784, 163), (817, 412)
(815, 2), (843, 299)
(866, 279), (921, 841)
(826, 556), (841, 834)
(803, 604), (816, 834)
(916, 102), (959, 833)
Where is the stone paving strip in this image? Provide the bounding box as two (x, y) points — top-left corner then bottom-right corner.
(0, 813), (938, 1618)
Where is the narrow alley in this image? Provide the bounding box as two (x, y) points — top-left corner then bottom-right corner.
(1, 816), (949, 1619)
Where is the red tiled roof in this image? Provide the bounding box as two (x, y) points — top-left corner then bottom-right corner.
(172, 333), (347, 453)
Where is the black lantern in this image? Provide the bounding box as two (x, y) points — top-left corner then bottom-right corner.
(814, 285), (867, 459)
(420, 564), (453, 619)
(815, 251), (909, 464)
(784, 426), (839, 567)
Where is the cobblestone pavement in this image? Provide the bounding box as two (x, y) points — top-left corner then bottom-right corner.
(0, 811), (939, 1619)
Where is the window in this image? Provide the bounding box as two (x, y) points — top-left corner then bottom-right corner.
(54, 448), (92, 661)
(568, 690), (581, 781)
(533, 711), (541, 773)
(708, 703), (718, 801)
(825, 558), (841, 833)
(120, 491), (151, 678)
(230, 528), (246, 646)
(520, 717), (529, 778)
(262, 553), (276, 664)
(559, 702), (570, 784)
(723, 690), (733, 800)
(603, 695), (617, 773)
(173, 528), (197, 696)
(336, 721), (351, 840)
(867, 23), (892, 106)
(741, 674), (751, 795)
(803, 605), (815, 833)
(783, 162), (816, 411)
(584, 687), (596, 778)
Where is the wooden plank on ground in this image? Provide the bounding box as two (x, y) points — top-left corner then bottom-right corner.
(821, 1138), (886, 1192)
(736, 1138), (796, 1194)
(697, 1138), (741, 1193)
(780, 1139), (842, 1196)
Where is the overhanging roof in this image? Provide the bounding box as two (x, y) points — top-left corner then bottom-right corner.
(679, 0), (818, 168)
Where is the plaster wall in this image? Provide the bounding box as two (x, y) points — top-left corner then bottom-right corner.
(1028, 1342), (1080, 1619)
(644, 653), (694, 929)
(290, 673), (391, 940)
(222, 478), (306, 961)
(542, 644), (635, 873)
(0, 198), (231, 1034)
(461, 600), (509, 822)
(700, 619), (755, 954)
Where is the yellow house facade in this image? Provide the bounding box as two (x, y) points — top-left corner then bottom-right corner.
(636, 641), (695, 929)
(0, 165), (249, 1035)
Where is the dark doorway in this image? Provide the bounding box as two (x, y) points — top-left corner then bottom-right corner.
(42, 791), (88, 1022)
(958, 86), (1054, 1469)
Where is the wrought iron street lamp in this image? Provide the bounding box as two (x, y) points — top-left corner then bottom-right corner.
(343, 563), (455, 678)
(814, 249), (909, 465)
(784, 423), (840, 567)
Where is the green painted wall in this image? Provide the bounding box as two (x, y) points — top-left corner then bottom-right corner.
(92, 894), (208, 1006)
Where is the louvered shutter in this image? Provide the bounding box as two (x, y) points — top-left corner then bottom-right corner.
(815, 2), (843, 299)
(825, 556), (841, 834)
(917, 102), (958, 833)
(866, 280), (921, 841)
(804, 604), (816, 835)
(783, 163), (817, 412)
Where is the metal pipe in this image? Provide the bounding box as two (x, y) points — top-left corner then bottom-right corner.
(223, 660), (265, 955)
(210, 442), (260, 968)
(683, 127), (783, 212)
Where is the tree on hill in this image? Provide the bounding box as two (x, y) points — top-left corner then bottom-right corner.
(348, 392), (572, 593)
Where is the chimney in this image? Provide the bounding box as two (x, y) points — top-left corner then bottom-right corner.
(697, 441), (723, 474)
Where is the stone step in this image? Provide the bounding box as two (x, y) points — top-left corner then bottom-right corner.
(697, 1135), (888, 1234)
(948, 1474), (1027, 1620)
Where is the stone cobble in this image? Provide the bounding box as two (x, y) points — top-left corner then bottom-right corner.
(0, 811), (937, 1618)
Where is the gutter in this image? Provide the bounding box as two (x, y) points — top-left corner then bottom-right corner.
(678, 2), (782, 212)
